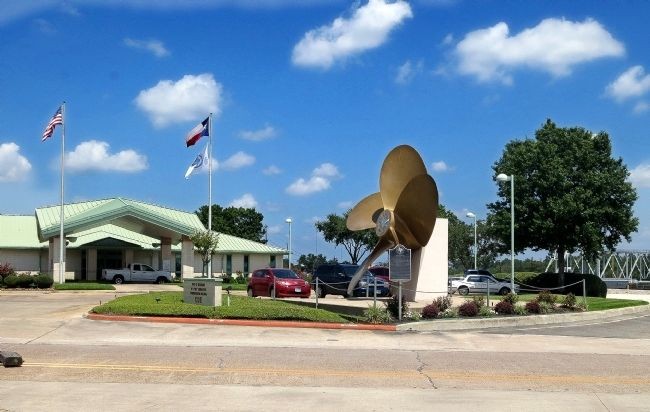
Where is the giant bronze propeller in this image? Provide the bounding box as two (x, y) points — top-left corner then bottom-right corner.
(345, 145), (438, 295)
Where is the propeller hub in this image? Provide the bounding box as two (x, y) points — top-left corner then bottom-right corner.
(375, 209), (392, 237)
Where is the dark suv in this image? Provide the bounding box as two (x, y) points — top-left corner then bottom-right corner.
(312, 264), (389, 298)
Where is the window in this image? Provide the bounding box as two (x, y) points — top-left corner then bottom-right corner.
(467, 276), (481, 282)
(226, 255), (232, 275)
(244, 255), (249, 275)
(270, 255), (276, 268)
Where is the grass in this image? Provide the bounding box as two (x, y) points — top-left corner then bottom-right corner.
(55, 281), (115, 291)
(466, 293), (648, 311)
(91, 291), (351, 323)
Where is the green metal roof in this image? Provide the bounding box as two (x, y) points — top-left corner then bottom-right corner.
(36, 197), (205, 241)
(0, 215), (46, 248)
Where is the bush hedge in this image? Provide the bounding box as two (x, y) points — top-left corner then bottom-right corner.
(35, 274), (54, 288)
(3, 275), (19, 288)
(522, 272), (607, 298)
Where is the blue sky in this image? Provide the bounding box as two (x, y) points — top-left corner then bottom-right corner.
(1, 0), (650, 264)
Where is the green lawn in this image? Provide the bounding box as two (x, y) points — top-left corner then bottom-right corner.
(91, 291), (350, 323)
(468, 293), (647, 311)
(55, 281), (115, 291)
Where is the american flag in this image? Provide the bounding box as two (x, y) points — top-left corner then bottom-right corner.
(42, 106), (63, 141)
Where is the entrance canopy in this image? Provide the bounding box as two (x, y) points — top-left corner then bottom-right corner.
(36, 197), (205, 244)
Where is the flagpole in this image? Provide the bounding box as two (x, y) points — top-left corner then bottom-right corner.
(59, 101), (66, 284)
(208, 113), (213, 278)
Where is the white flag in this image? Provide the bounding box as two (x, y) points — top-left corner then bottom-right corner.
(185, 145), (209, 179)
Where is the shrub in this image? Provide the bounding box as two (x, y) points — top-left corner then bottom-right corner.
(472, 295), (485, 308)
(384, 295), (409, 319)
(433, 295), (453, 312)
(479, 306), (494, 317)
(17, 274), (34, 288)
(3, 275), (19, 288)
(441, 308), (458, 318)
(525, 301), (541, 314)
(458, 301), (479, 317)
(363, 305), (391, 324)
(524, 272), (607, 298)
(421, 303), (440, 319)
(538, 302), (554, 314)
(35, 274), (54, 289)
(494, 300), (515, 315)
(561, 293), (577, 309)
(501, 292), (519, 305)
(536, 290), (556, 304)
(0, 262), (15, 282)
(514, 305), (527, 315)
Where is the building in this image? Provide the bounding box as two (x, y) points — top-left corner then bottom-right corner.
(0, 198), (286, 281)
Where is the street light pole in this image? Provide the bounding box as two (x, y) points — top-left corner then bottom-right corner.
(285, 218), (292, 270)
(466, 212), (477, 270)
(496, 173), (515, 294)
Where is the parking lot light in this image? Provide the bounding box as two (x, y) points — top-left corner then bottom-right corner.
(466, 212), (477, 270)
(496, 173), (516, 294)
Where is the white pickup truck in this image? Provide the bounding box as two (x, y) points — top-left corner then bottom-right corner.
(101, 263), (174, 284)
(450, 273), (519, 296)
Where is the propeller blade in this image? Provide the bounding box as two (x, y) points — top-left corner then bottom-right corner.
(393, 174), (438, 248)
(379, 145), (427, 210)
(346, 192), (384, 230)
(346, 236), (393, 296)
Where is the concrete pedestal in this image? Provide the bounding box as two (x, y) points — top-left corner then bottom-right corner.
(183, 278), (222, 307)
(399, 218), (448, 302)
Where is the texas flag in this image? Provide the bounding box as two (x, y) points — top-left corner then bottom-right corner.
(185, 117), (209, 147)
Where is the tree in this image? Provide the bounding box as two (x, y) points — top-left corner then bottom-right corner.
(196, 204), (267, 243)
(190, 230), (220, 277)
(486, 119), (638, 273)
(439, 205), (497, 273)
(297, 253), (328, 273)
(315, 212), (378, 264)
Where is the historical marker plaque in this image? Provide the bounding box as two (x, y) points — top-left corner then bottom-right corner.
(389, 244), (411, 282)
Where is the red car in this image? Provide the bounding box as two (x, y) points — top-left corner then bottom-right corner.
(247, 268), (311, 298)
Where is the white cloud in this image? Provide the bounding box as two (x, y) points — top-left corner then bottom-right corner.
(337, 200), (353, 210)
(395, 59), (423, 84)
(431, 160), (450, 172)
(634, 101), (650, 114)
(313, 162), (341, 178)
(239, 125), (277, 141)
(65, 140), (147, 173)
(606, 66), (650, 102)
(263, 165), (281, 175)
(216, 151), (255, 171)
(124, 37), (170, 58)
(292, 0), (412, 69)
(229, 193), (258, 208)
(629, 163), (650, 188)
(286, 162), (341, 196)
(0, 143), (32, 182)
(135, 73), (222, 128)
(33, 18), (56, 34)
(455, 18), (624, 84)
(441, 33), (454, 45)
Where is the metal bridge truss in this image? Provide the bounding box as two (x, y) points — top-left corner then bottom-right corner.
(545, 251), (650, 280)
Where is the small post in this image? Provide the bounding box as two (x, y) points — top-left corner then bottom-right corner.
(486, 278), (490, 307)
(583, 279), (588, 310)
(272, 276), (276, 300)
(315, 277), (319, 309)
(398, 281), (403, 321)
(373, 276), (377, 308)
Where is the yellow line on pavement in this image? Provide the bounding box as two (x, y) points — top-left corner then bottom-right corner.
(22, 362), (650, 385)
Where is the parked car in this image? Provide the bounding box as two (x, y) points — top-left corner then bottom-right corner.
(312, 263), (390, 298)
(368, 266), (390, 283)
(450, 273), (519, 296)
(247, 268), (311, 298)
(101, 263), (174, 284)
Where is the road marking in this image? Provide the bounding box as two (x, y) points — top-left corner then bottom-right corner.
(22, 362), (650, 385)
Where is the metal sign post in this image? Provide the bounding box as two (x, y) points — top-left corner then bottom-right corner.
(389, 244), (411, 321)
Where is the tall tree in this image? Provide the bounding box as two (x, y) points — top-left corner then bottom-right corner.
(297, 253), (328, 273)
(196, 204), (267, 243)
(486, 119), (638, 273)
(315, 212), (378, 264)
(439, 205), (497, 272)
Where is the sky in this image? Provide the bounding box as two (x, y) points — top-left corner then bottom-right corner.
(1, 0), (650, 264)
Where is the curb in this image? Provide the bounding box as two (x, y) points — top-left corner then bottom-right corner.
(397, 303), (650, 331)
(85, 313), (397, 331)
